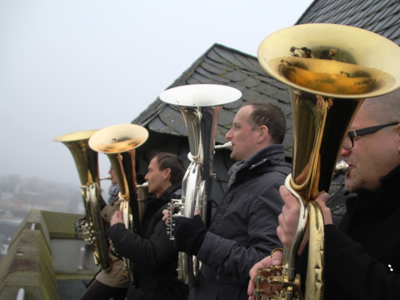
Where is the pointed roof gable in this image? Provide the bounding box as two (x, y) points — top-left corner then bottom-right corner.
(133, 43), (293, 155)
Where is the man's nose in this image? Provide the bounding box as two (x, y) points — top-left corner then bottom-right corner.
(340, 147), (350, 156)
(225, 129), (232, 140)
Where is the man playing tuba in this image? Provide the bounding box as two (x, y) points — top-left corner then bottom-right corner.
(107, 152), (189, 300)
(170, 102), (291, 300)
(248, 90), (400, 300)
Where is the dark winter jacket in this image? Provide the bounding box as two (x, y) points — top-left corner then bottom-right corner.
(107, 182), (189, 300)
(298, 163), (400, 300)
(190, 144), (291, 300)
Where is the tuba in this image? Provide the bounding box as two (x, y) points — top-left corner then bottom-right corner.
(160, 84), (242, 287)
(89, 124), (149, 284)
(53, 129), (111, 271)
(255, 23), (400, 299)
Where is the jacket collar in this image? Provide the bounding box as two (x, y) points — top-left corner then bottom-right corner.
(146, 181), (182, 203)
(228, 144), (289, 187)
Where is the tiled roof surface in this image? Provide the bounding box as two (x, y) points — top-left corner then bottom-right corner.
(133, 0), (400, 159)
(133, 44), (293, 156)
(297, 0), (400, 45)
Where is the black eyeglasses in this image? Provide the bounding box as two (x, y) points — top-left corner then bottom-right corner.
(343, 122), (399, 150)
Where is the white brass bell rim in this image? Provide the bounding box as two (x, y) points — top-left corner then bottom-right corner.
(159, 84), (242, 106)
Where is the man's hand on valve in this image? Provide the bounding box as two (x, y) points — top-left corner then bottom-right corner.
(162, 209), (169, 225)
(247, 185), (333, 299)
(110, 210), (124, 227)
(247, 249), (284, 300)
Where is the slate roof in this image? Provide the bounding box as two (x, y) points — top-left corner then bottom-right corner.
(133, 44), (293, 156)
(296, 0), (400, 45)
(133, 0), (400, 160)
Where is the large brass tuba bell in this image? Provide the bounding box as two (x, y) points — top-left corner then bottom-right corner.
(160, 84), (242, 287)
(53, 129), (112, 271)
(89, 124), (149, 284)
(256, 23), (400, 299)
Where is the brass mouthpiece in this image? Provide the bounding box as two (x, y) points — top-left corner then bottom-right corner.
(215, 141), (232, 150)
(100, 176), (112, 181)
(334, 160), (349, 175)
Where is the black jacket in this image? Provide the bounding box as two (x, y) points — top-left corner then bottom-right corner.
(191, 144), (291, 300)
(298, 164), (400, 299)
(107, 182), (189, 300)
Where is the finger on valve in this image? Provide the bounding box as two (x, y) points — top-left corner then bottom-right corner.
(248, 249), (283, 299)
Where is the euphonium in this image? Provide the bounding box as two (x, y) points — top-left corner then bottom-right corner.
(255, 24), (400, 300)
(160, 84), (242, 287)
(89, 124), (149, 284)
(53, 129), (111, 271)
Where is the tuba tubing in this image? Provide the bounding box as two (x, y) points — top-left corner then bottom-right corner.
(89, 124), (149, 284)
(53, 129), (112, 271)
(256, 23), (400, 300)
(160, 84), (242, 287)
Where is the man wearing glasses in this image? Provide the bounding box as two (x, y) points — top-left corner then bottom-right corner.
(248, 89), (400, 300)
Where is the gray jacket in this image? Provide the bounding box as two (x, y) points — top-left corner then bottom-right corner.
(190, 144), (291, 300)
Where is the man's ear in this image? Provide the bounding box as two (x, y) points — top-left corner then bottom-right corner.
(258, 125), (269, 143)
(163, 168), (171, 180)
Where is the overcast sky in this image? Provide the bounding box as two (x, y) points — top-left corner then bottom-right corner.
(0, 0), (314, 195)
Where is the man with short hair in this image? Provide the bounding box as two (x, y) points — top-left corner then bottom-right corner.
(248, 89), (400, 300)
(171, 102), (291, 299)
(107, 152), (189, 300)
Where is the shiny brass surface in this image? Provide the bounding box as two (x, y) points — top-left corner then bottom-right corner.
(256, 23), (400, 300)
(160, 84), (242, 287)
(53, 129), (111, 271)
(334, 160), (349, 175)
(89, 124), (148, 284)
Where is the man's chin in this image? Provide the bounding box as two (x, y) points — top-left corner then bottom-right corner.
(344, 179), (358, 194)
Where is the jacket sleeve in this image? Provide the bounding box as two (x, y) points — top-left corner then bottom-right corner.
(101, 204), (118, 224)
(106, 220), (177, 269)
(298, 225), (400, 299)
(197, 179), (284, 284)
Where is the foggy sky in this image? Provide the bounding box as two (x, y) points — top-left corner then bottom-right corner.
(0, 0), (313, 195)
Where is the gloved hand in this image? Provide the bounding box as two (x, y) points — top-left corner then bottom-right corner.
(173, 215), (208, 256)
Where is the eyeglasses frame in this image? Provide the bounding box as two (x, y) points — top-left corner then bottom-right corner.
(343, 122), (399, 150)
